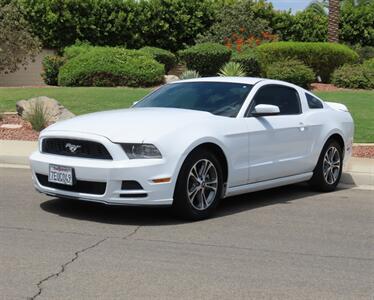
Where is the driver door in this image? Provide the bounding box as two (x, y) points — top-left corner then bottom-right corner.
(245, 84), (311, 183)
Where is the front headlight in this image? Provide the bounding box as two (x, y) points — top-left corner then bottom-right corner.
(120, 143), (162, 159)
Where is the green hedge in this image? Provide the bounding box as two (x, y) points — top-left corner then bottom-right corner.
(139, 47), (176, 73)
(58, 47), (164, 87)
(18, 0), (216, 51)
(179, 43), (231, 76)
(257, 42), (359, 82)
(266, 59), (315, 88)
(63, 43), (92, 60)
(231, 49), (261, 77)
(41, 55), (65, 86)
(332, 63), (373, 90)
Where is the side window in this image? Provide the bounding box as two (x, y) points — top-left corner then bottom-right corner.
(306, 93), (323, 109)
(248, 85), (301, 116)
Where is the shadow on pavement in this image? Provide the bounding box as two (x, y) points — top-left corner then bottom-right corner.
(40, 183), (351, 226)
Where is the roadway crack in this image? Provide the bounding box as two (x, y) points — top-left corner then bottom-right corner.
(28, 225), (141, 299)
(28, 237), (108, 300)
(123, 225), (141, 240)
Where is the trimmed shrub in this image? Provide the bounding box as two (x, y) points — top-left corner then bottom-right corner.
(332, 64), (373, 90)
(257, 42), (359, 82)
(266, 59), (315, 88)
(219, 62), (246, 77)
(63, 43), (92, 60)
(352, 45), (374, 63)
(231, 49), (261, 77)
(363, 59), (374, 87)
(178, 43), (231, 76)
(139, 47), (176, 73)
(180, 70), (200, 80)
(58, 47), (164, 87)
(41, 55), (65, 86)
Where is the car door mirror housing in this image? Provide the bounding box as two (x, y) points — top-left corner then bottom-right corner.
(252, 104), (280, 116)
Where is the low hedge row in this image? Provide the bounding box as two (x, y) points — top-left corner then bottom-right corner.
(332, 59), (374, 89)
(179, 43), (231, 76)
(58, 47), (164, 87)
(257, 42), (358, 82)
(265, 59), (315, 88)
(139, 47), (176, 73)
(231, 49), (261, 77)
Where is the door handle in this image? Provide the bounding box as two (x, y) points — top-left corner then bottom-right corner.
(299, 122), (306, 132)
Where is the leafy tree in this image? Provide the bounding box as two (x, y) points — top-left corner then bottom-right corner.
(196, 0), (270, 44)
(0, 1), (40, 73)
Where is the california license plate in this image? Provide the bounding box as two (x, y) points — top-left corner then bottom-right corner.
(48, 165), (74, 186)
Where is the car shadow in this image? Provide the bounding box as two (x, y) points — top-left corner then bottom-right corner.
(40, 184), (352, 226)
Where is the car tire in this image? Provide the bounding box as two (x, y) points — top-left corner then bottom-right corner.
(309, 139), (343, 192)
(172, 149), (223, 220)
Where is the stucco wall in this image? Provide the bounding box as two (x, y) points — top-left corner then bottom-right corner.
(0, 49), (56, 87)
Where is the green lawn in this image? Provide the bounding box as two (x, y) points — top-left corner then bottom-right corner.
(0, 87), (152, 115)
(315, 91), (374, 143)
(0, 87), (373, 142)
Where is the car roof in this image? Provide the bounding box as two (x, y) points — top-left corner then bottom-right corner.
(171, 76), (264, 85)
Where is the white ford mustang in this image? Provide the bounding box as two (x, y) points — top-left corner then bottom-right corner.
(30, 77), (354, 219)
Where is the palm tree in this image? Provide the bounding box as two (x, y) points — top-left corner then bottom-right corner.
(328, 0), (340, 42)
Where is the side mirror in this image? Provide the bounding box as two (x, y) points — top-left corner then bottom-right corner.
(252, 104), (280, 117)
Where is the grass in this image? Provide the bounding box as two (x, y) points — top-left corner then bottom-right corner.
(315, 90), (374, 143)
(0, 87), (152, 115)
(0, 87), (373, 142)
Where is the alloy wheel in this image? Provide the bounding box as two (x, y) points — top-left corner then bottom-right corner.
(323, 146), (341, 185)
(187, 159), (218, 210)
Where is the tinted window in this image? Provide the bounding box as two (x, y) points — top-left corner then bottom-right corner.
(306, 93), (323, 109)
(134, 82), (253, 117)
(249, 85), (301, 115)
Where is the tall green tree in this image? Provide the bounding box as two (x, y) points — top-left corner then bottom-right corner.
(0, 1), (40, 73)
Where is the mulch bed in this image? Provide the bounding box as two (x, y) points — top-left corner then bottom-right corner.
(0, 113), (373, 158)
(0, 114), (39, 141)
(352, 146), (374, 159)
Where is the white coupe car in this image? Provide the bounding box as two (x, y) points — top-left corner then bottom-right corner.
(30, 77), (354, 219)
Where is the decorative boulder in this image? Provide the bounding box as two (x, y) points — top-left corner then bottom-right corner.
(16, 96), (75, 124)
(164, 75), (179, 83)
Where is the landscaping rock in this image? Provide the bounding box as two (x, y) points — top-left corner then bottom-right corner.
(16, 96), (75, 123)
(0, 124), (22, 129)
(164, 75), (179, 83)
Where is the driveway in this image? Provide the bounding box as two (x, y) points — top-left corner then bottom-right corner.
(0, 167), (373, 299)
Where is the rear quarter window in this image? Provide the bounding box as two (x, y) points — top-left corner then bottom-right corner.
(306, 93), (323, 109)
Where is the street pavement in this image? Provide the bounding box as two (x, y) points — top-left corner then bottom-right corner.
(0, 167), (373, 300)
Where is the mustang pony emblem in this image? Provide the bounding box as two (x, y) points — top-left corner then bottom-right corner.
(65, 143), (81, 153)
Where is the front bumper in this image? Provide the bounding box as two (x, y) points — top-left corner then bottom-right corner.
(30, 143), (175, 206)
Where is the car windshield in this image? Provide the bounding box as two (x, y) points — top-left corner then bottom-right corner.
(134, 82), (253, 117)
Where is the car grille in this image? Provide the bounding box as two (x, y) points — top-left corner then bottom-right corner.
(36, 174), (106, 195)
(42, 138), (112, 160)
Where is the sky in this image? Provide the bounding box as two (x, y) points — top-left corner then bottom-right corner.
(269, 0), (311, 12)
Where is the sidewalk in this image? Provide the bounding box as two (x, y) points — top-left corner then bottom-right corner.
(0, 139), (373, 187)
(0, 140), (37, 166)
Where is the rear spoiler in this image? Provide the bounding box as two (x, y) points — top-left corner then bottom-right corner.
(325, 101), (349, 112)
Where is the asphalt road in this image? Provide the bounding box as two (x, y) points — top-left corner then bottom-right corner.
(0, 167), (373, 300)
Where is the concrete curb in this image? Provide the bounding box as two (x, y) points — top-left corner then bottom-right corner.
(0, 140), (37, 166)
(0, 140), (373, 187)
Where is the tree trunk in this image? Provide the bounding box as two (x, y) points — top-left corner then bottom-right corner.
(328, 0), (340, 43)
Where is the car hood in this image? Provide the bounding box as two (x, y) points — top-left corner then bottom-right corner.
(44, 107), (214, 143)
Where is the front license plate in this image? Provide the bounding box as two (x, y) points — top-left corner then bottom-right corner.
(48, 165), (74, 186)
